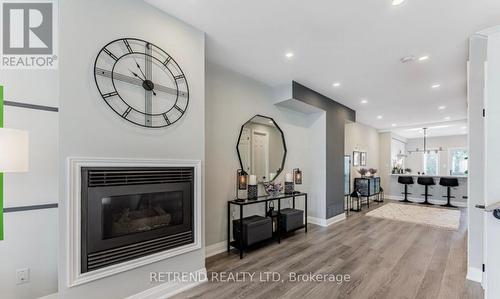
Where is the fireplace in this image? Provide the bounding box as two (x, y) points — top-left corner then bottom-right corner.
(80, 167), (194, 273)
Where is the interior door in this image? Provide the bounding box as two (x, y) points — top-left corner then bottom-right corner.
(252, 130), (269, 180)
(483, 35), (500, 298)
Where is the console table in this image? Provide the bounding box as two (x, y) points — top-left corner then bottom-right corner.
(227, 192), (307, 259)
(352, 177), (381, 211)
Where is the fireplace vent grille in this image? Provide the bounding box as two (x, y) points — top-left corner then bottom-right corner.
(87, 231), (193, 271)
(87, 167), (194, 187)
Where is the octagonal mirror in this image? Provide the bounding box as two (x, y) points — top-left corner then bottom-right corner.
(237, 115), (287, 182)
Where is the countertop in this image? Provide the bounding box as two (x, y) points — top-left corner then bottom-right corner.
(390, 174), (467, 178)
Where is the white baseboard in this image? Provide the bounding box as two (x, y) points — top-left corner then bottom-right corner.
(385, 195), (467, 208)
(205, 241), (227, 258)
(467, 266), (483, 284)
(307, 213), (346, 227)
(37, 293), (58, 299)
(126, 268), (207, 299)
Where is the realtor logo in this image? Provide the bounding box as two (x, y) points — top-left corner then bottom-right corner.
(1, 1), (58, 69)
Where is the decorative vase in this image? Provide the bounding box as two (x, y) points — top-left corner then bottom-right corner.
(285, 182), (294, 194)
(247, 185), (258, 199)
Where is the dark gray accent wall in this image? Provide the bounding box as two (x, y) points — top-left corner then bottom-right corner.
(292, 81), (356, 218)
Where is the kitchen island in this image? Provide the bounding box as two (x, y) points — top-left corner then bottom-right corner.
(388, 174), (467, 207)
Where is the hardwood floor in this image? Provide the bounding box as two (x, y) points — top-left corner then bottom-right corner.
(174, 201), (483, 299)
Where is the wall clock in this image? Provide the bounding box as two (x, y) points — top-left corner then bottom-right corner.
(94, 38), (189, 128)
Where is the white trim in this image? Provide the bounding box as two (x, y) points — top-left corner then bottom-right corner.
(66, 157), (203, 287)
(467, 266), (483, 284)
(477, 25), (500, 36)
(205, 241), (227, 258)
(385, 195), (467, 208)
(307, 213), (346, 227)
(125, 268), (207, 299)
(37, 293), (58, 299)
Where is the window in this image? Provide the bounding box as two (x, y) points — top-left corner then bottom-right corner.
(449, 148), (468, 175)
(423, 152), (439, 175)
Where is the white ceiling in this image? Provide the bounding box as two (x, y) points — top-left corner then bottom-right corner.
(146, 0), (500, 132)
(382, 119), (468, 139)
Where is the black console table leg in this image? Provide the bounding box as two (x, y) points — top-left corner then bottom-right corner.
(277, 200), (281, 243)
(239, 205), (243, 259)
(305, 194), (308, 233)
(227, 203), (230, 252)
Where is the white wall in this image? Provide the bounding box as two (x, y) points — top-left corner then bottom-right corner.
(0, 56), (59, 298)
(378, 132), (392, 192)
(59, 0), (205, 298)
(405, 135), (467, 176)
(344, 122), (380, 187)
(205, 62), (324, 246)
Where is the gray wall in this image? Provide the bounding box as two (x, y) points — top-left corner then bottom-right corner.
(58, 0), (205, 297)
(292, 82), (356, 218)
(205, 63), (322, 246)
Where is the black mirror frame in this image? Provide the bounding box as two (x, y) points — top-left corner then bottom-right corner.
(236, 114), (287, 182)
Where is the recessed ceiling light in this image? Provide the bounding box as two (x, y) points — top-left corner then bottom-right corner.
(361, 99), (368, 104)
(285, 52), (294, 59)
(392, 0), (406, 6)
(392, 124), (397, 127)
(444, 116), (451, 120)
(438, 105), (446, 110)
(333, 82), (341, 87)
(418, 55), (429, 61)
(377, 115), (383, 120)
(431, 83), (441, 89)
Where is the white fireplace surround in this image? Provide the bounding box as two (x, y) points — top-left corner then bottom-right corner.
(66, 157), (202, 287)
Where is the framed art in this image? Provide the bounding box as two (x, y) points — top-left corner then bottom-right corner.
(360, 152), (367, 166)
(353, 151), (360, 167)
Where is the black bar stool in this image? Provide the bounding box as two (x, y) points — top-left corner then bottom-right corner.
(439, 177), (459, 208)
(398, 176), (414, 203)
(417, 177), (435, 205)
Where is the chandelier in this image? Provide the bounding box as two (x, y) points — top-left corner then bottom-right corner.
(407, 128), (444, 154)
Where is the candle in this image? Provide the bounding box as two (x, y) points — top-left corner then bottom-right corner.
(285, 173), (293, 182)
(249, 175), (257, 185)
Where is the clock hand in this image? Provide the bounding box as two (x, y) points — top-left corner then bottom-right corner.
(133, 58), (147, 80)
(129, 69), (144, 81)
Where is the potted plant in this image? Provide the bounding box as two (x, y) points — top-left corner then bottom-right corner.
(357, 168), (369, 177)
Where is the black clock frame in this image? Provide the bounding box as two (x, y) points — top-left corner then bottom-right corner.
(236, 114), (287, 182)
(93, 37), (189, 128)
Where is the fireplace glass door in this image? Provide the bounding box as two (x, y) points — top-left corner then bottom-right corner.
(101, 191), (184, 239)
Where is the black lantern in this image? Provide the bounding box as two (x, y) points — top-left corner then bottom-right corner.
(237, 169), (248, 190)
(293, 168), (303, 185)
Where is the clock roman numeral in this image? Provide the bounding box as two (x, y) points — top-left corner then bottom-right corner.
(162, 56), (172, 66)
(174, 105), (184, 114)
(123, 40), (133, 53)
(103, 48), (118, 61)
(122, 106), (132, 118)
(102, 91), (118, 98)
(174, 74), (185, 81)
(162, 113), (171, 125)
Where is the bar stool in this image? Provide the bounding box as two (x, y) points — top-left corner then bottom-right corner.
(398, 176), (414, 203)
(417, 177), (435, 205)
(439, 177), (459, 208)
